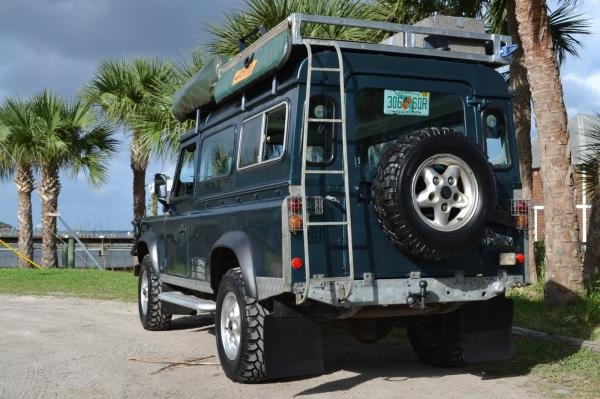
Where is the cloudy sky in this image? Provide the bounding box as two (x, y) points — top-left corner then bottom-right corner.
(0, 0), (599, 231)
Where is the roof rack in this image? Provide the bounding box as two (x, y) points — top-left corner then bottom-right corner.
(287, 13), (513, 67)
(173, 14), (513, 120)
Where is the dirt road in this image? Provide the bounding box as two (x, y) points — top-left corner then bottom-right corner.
(0, 295), (538, 398)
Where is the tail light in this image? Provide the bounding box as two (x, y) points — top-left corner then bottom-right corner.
(287, 196), (324, 232)
(511, 190), (531, 231)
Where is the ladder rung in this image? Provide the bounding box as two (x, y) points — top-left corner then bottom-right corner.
(305, 170), (345, 174)
(307, 221), (349, 227)
(307, 118), (343, 123)
(311, 67), (341, 72)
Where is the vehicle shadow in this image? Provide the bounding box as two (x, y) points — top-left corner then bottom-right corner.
(168, 314), (215, 333)
(294, 322), (583, 396)
(166, 309), (584, 396)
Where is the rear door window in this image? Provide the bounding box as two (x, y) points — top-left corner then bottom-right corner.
(482, 108), (511, 168)
(355, 88), (465, 167)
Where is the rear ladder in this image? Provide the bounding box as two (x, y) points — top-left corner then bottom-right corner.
(299, 41), (355, 303)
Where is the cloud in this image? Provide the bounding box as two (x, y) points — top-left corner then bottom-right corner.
(0, 0), (240, 229)
(563, 70), (600, 115)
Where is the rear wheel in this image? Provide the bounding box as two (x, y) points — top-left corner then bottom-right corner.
(407, 312), (463, 367)
(215, 268), (269, 383)
(138, 255), (172, 331)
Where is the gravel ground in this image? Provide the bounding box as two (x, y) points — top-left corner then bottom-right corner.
(0, 295), (539, 399)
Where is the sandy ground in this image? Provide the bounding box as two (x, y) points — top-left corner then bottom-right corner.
(0, 295), (539, 399)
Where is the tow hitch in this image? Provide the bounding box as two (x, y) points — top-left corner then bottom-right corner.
(406, 280), (428, 309)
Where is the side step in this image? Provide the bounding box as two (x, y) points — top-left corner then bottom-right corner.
(158, 291), (216, 313)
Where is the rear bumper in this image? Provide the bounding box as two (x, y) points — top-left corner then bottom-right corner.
(296, 274), (523, 307)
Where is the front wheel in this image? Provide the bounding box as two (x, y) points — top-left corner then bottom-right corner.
(138, 255), (171, 331)
(215, 268), (269, 383)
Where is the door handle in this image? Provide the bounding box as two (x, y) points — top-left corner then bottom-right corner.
(178, 225), (187, 234)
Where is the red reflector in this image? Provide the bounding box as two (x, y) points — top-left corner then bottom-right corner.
(291, 257), (303, 269)
(516, 253), (525, 264)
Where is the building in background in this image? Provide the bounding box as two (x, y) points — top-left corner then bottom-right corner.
(531, 114), (595, 243)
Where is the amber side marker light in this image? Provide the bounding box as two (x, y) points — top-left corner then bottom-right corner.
(291, 257), (303, 269)
(289, 215), (303, 231)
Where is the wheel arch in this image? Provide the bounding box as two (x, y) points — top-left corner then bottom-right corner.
(132, 230), (160, 276)
(210, 231), (258, 299)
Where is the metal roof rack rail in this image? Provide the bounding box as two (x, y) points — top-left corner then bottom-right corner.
(288, 13), (513, 67)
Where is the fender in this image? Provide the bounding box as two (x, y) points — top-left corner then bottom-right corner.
(133, 230), (160, 276)
(211, 231), (259, 299)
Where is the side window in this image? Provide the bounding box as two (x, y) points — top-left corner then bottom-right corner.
(238, 103), (288, 169)
(239, 115), (263, 168)
(483, 108), (510, 168)
(173, 144), (197, 197)
(198, 126), (236, 182)
(263, 105), (286, 161)
(307, 95), (335, 164)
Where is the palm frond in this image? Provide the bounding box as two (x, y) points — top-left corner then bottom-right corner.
(207, 0), (372, 56)
(576, 113), (600, 197)
(549, 0), (591, 65)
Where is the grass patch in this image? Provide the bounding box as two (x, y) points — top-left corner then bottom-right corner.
(509, 283), (600, 341)
(471, 337), (600, 399)
(0, 268), (137, 301)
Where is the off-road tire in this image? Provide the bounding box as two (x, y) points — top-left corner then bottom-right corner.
(138, 255), (172, 331)
(216, 268), (269, 383)
(407, 312), (463, 368)
(372, 127), (495, 260)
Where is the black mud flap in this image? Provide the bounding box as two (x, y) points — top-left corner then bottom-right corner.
(263, 314), (324, 379)
(460, 296), (514, 363)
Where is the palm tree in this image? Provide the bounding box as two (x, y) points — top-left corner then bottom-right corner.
(487, 0), (590, 283)
(514, 0), (585, 304)
(0, 97), (37, 267)
(577, 114), (600, 284)
(31, 90), (118, 267)
(83, 58), (172, 222)
(131, 53), (205, 158)
(208, 0), (371, 56)
(369, 0), (483, 24)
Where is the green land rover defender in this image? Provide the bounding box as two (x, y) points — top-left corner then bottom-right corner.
(133, 13), (528, 382)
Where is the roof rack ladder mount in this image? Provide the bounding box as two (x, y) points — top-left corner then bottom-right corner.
(299, 41), (355, 304)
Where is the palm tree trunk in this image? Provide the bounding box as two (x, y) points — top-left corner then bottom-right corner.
(507, 0), (537, 283)
(131, 131), (149, 222)
(583, 191), (600, 281)
(14, 164), (34, 267)
(515, 0), (584, 304)
(40, 163), (61, 268)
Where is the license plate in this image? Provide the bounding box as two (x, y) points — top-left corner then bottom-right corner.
(383, 90), (430, 116)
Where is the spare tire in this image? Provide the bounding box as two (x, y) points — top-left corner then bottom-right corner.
(372, 127), (495, 260)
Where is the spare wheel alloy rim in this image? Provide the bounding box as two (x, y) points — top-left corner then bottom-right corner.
(410, 153), (479, 232)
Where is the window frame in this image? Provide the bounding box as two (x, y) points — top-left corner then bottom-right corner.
(236, 101), (288, 171)
(171, 143), (197, 199)
(196, 124), (237, 183)
(306, 94), (337, 166)
(481, 106), (512, 170)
